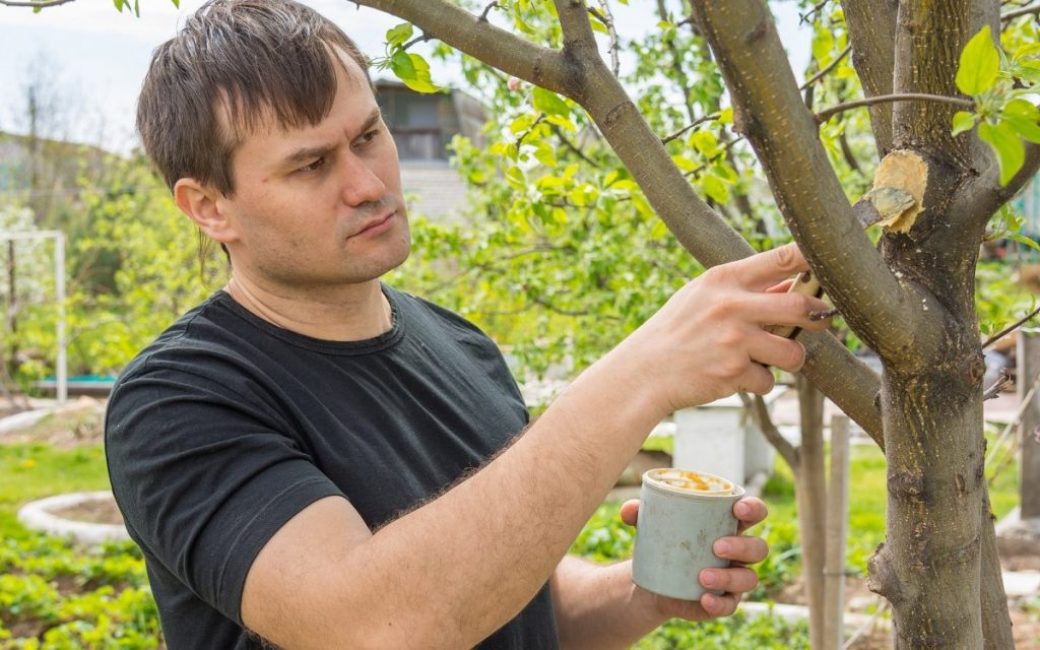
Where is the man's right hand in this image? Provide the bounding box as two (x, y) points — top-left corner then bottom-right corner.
(616, 243), (831, 417)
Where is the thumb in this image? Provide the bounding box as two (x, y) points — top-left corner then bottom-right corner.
(619, 499), (639, 526)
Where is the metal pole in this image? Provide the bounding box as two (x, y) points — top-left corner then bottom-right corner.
(54, 232), (66, 405)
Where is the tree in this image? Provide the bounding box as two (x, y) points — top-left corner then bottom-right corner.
(7, 0), (1037, 646)
(368, 1), (1040, 647)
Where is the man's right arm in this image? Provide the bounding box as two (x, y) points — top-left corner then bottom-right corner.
(240, 245), (830, 649)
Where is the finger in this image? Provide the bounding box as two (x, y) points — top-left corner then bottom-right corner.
(717, 243), (809, 292)
(745, 332), (806, 373)
(738, 291), (831, 330)
(619, 500), (639, 526)
(734, 362), (776, 396)
(733, 497), (768, 531)
(700, 592), (739, 618)
(700, 566), (759, 595)
(714, 536), (769, 564)
(766, 278), (797, 294)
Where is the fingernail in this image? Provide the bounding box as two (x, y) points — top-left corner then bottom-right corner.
(715, 540), (731, 556)
(809, 307), (839, 322)
(735, 501), (750, 518)
(702, 593), (719, 613)
(701, 570), (720, 588)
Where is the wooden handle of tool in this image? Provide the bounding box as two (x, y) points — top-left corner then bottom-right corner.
(765, 271), (824, 339)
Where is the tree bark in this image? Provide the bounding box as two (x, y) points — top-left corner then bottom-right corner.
(869, 358), (987, 648)
(840, 0), (898, 155)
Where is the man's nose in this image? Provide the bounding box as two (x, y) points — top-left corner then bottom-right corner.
(339, 154), (387, 206)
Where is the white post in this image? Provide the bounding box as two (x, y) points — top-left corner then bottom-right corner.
(54, 232), (66, 405)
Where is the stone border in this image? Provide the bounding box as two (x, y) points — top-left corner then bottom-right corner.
(17, 491), (130, 545)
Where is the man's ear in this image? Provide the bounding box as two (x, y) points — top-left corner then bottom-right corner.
(173, 178), (238, 244)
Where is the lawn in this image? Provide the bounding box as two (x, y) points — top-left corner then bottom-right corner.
(0, 427), (1023, 648)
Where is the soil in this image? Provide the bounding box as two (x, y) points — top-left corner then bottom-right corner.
(50, 498), (124, 526)
(0, 397), (105, 448)
(773, 568), (1040, 648)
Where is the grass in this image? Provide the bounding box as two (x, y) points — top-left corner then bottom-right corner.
(0, 444), (111, 541)
(0, 426), (1026, 648)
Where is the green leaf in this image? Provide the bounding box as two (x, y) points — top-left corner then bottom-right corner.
(1008, 232), (1040, 252)
(702, 174), (730, 204)
(390, 51), (440, 94)
(532, 87), (569, 117)
(951, 111), (977, 137)
(1004, 99), (1040, 121)
(956, 26), (1000, 96)
(1005, 116), (1040, 144)
(718, 108), (734, 125)
(545, 114), (577, 132)
(386, 23), (414, 48)
(978, 120), (1026, 185)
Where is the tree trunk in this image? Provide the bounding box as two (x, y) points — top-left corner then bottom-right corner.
(869, 358), (986, 648)
(795, 377), (827, 649)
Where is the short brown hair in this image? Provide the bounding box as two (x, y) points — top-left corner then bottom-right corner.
(137, 0), (370, 196)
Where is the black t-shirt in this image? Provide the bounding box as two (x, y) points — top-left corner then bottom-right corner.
(105, 287), (559, 649)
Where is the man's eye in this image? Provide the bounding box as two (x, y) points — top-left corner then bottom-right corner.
(298, 157), (326, 173)
(358, 130), (379, 145)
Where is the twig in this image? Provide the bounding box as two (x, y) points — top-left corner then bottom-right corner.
(588, 3), (620, 77)
(799, 0), (830, 24)
(402, 32), (433, 51)
(661, 112), (721, 145)
(842, 599), (890, 649)
(683, 136), (745, 178)
(0, 0), (75, 6)
(739, 392), (799, 470)
(516, 113), (546, 147)
(479, 1), (501, 22)
(984, 370), (1040, 472)
(815, 93), (975, 124)
(530, 294), (622, 320)
(983, 369), (1013, 401)
(1002, 3), (1040, 21)
(800, 45), (852, 92)
(549, 123), (601, 168)
(983, 304), (1040, 350)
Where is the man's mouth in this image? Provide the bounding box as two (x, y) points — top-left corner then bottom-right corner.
(350, 211), (396, 238)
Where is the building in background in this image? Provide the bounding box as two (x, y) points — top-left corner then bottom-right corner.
(375, 80), (485, 222)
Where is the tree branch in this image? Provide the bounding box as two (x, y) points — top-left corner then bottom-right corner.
(354, 0), (569, 94)
(983, 304), (1040, 350)
(800, 0), (831, 25)
(691, 0), (932, 364)
(589, 2), (620, 78)
(815, 93), (974, 124)
(479, 1), (501, 22)
(549, 123), (601, 168)
(0, 0), (75, 6)
(360, 0), (884, 442)
(1002, 4), (1040, 20)
(661, 113), (719, 145)
(740, 392), (799, 469)
(840, 0), (898, 155)
(891, 2), (975, 168)
(800, 45), (851, 92)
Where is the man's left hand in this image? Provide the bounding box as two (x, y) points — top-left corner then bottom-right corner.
(620, 496), (768, 620)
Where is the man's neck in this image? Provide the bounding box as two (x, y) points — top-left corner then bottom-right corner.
(224, 273), (393, 342)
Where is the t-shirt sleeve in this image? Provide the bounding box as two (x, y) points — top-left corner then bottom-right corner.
(105, 361), (346, 625)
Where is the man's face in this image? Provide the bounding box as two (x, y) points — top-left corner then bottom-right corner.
(214, 50), (410, 291)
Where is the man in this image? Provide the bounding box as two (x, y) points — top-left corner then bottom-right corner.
(105, 1), (832, 648)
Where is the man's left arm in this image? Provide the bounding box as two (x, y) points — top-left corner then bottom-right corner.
(551, 497), (769, 650)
